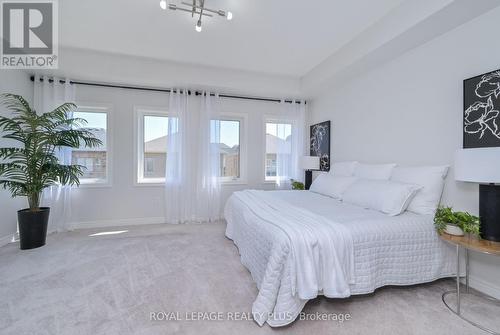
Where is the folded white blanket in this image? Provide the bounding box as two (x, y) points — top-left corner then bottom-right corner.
(233, 190), (354, 324)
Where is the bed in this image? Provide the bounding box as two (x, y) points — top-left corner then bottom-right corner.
(224, 189), (456, 327)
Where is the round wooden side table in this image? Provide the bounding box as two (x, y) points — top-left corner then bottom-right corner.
(439, 233), (500, 335)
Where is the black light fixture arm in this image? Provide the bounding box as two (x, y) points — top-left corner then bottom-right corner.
(164, 0), (233, 31)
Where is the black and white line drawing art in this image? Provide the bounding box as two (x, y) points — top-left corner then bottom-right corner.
(464, 70), (500, 148)
(310, 121), (330, 171)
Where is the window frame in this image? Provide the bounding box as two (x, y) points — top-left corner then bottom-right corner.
(73, 103), (113, 187)
(134, 109), (247, 186)
(263, 116), (295, 183)
(215, 113), (247, 185)
(134, 106), (169, 186)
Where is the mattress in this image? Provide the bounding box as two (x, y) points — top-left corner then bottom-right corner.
(224, 190), (456, 327)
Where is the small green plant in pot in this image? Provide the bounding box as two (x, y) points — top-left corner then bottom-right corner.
(434, 206), (481, 237)
(0, 94), (102, 250)
(290, 179), (305, 190)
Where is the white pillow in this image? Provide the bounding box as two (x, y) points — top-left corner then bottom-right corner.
(331, 161), (358, 176)
(390, 165), (449, 215)
(354, 163), (396, 180)
(342, 179), (421, 216)
(310, 173), (358, 199)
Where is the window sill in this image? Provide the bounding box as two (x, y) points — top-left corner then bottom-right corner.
(133, 179), (248, 187)
(134, 180), (165, 187)
(221, 180), (248, 186)
(76, 182), (112, 189)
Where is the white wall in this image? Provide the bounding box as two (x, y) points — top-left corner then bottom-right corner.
(1, 74), (298, 232)
(1, 51), (303, 237)
(308, 7), (500, 298)
(36, 47), (302, 99)
(69, 85), (288, 228)
(0, 71), (32, 243)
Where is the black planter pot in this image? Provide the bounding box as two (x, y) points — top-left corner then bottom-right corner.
(18, 207), (50, 250)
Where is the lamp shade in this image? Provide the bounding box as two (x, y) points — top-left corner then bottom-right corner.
(454, 148), (500, 183)
(301, 156), (320, 170)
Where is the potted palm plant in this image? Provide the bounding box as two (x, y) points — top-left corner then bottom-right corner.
(0, 94), (102, 250)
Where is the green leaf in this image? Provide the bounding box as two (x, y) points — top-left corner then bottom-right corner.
(0, 147), (25, 159)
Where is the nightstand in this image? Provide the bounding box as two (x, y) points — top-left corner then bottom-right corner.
(439, 233), (500, 334)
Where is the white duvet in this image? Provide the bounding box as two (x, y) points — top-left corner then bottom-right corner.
(224, 190), (456, 327)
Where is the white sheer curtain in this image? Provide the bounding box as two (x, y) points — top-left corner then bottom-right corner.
(164, 89), (194, 224)
(164, 90), (222, 224)
(196, 92), (221, 222)
(33, 75), (76, 233)
(275, 100), (306, 189)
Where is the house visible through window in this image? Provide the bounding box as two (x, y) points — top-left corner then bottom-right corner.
(137, 112), (243, 184)
(266, 156), (276, 177)
(141, 115), (168, 182)
(145, 157), (154, 174)
(77, 157), (94, 172)
(265, 122), (292, 181)
(213, 119), (240, 181)
(72, 110), (108, 183)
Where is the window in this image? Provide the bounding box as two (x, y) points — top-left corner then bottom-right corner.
(136, 110), (246, 185)
(72, 109), (109, 184)
(137, 110), (168, 184)
(265, 121), (292, 181)
(215, 120), (240, 181)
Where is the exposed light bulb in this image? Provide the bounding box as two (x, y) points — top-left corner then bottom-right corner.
(159, 0), (167, 10)
(195, 20), (202, 32)
(226, 11), (233, 20)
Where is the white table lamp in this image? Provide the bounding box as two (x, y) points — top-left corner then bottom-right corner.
(455, 148), (500, 241)
(301, 156), (320, 171)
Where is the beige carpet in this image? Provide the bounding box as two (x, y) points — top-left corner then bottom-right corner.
(0, 222), (498, 335)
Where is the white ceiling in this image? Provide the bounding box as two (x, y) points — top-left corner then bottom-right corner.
(60, 0), (404, 77)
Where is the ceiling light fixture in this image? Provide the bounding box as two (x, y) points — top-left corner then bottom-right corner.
(164, 0), (233, 32)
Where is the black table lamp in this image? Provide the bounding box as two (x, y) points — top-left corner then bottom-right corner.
(455, 148), (500, 242)
(301, 156), (320, 190)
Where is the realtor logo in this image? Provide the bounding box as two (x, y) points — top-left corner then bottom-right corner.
(1, 0), (58, 69)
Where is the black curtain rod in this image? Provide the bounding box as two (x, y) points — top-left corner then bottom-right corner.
(29, 76), (305, 105)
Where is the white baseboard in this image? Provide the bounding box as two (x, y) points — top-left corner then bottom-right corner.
(0, 233), (15, 247)
(468, 275), (500, 299)
(70, 217), (166, 230)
